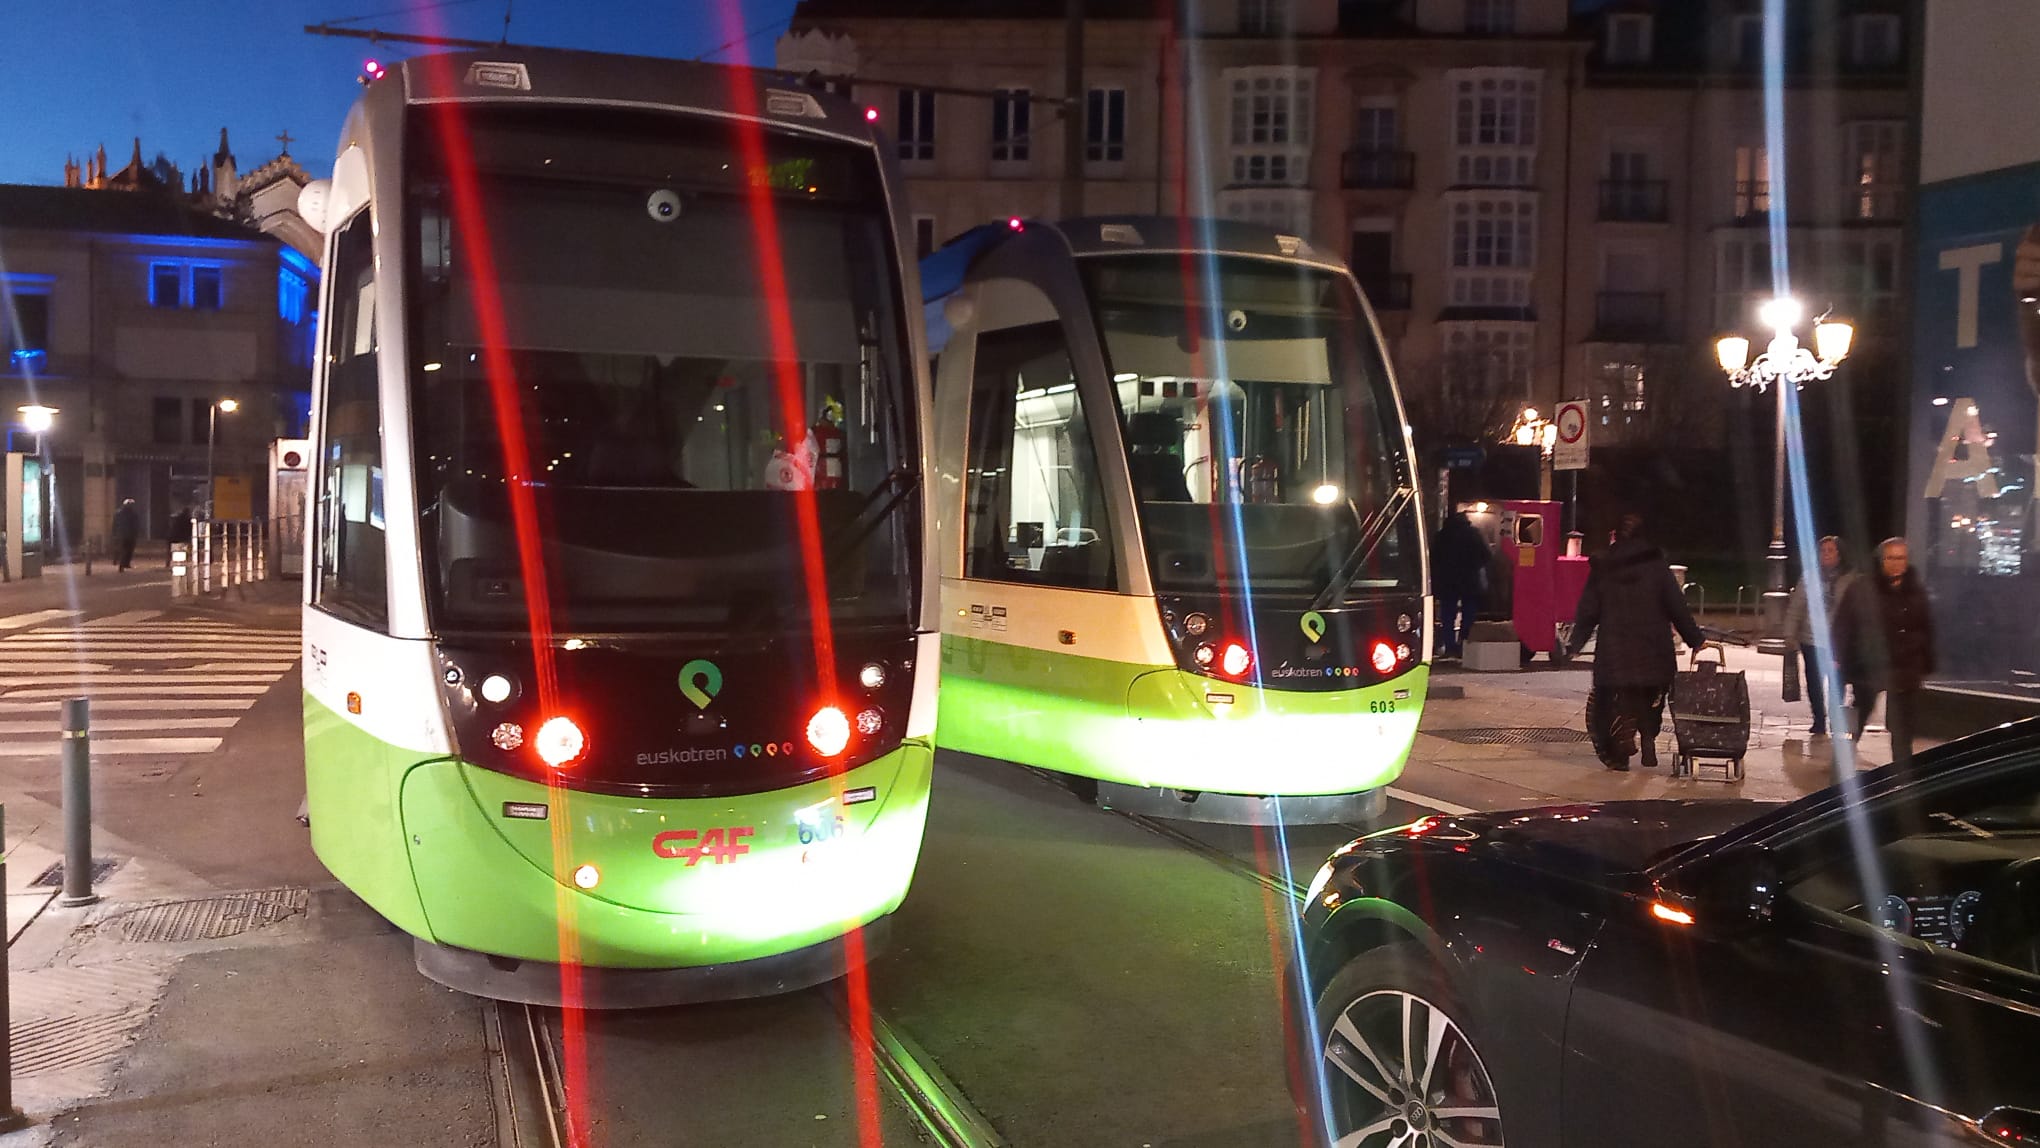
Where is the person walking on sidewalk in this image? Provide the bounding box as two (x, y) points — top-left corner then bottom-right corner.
(1835, 537), (1935, 768)
(1782, 535), (1857, 737)
(1567, 513), (1706, 771)
(110, 497), (140, 571)
(1433, 510), (1492, 659)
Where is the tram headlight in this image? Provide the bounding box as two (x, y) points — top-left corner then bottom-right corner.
(858, 662), (887, 690)
(1193, 643), (1216, 668)
(806, 705), (851, 758)
(535, 716), (587, 769)
(1370, 640), (1399, 675)
(479, 674), (516, 704)
(1183, 613), (1210, 637)
(1220, 642), (1252, 678)
(855, 707), (884, 736)
(1311, 483), (1342, 506)
(573, 863), (601, 890)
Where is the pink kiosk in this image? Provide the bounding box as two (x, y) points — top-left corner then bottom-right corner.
(1497, 499), (1590, 665)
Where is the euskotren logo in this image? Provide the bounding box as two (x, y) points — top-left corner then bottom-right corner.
(679, 659), (723, 709)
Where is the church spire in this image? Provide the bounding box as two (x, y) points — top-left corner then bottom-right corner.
(215, 127), (233, 167)
(129, 137), (143, 172)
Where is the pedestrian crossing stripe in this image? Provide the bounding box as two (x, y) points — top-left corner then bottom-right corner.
(0, 610), (299, 756)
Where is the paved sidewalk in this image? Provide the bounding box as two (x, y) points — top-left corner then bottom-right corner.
(1401, 642), (1928, 815)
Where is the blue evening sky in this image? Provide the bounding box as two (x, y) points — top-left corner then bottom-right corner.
(0, 0), (802, 187)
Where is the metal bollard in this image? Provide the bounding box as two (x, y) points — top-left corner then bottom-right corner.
(0, 807), (30, 1132)
(59, 698), (97, 909)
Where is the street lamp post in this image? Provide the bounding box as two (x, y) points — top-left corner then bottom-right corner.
(203, 398), (239, 520)
(1715, 298), (1853, 655)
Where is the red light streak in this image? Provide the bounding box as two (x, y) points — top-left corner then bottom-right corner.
(416, 46), (591, 1145)
(711, 12), (877, 1145)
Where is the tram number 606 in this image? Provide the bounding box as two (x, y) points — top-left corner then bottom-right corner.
(1368, 700), (1397, 714)
(799, 815), (847, 845)
(652, 827), (755, 866)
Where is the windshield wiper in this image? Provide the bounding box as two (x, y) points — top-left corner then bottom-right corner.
(723, 469), (921, 641)
(1308, 485), (1414, 612)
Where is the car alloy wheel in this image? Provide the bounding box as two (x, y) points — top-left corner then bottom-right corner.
(1321, 988), (1503, 1147)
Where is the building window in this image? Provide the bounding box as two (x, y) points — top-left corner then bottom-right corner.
(1451, 69), (1538, 187)
(1222, 190), (1312, 235)
(963, 322), (1117, 591)
(1832, 234), (1901, 323)
(992, 89), (1031, 163)
(1714, 236), (1771, 329)
(1228, 69), (1313, 187)
(1441, 323), (1535, 397)
(1354, 102), (1398, 151)
(1848, 13), (1902, 69)
(1733, 144), (1770, 219)
(190, 265), (223, 311)
(1447, 194), (1536, 307)
(1086, 87), (1127, 163)
(1238, 0), (1285, 36)
(1846, 120), (1904, 220)
(1466, 0), (1515, 35)
(1730, 14), (1764, 68)
(914, 216), (937, 261)
(150, 263), (183, 307)
(3, 282), (50, 365)
(897, 89), (936, 162)
(279, 269), (310, 324)
(153, 396), (183, 446)
(1605, 13), (1652, 63)
(1596, 360), (1648, 427)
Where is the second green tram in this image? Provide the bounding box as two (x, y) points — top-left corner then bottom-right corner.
(922, 218), (1429, 824)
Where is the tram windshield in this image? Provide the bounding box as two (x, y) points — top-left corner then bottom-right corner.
(406, 107), (918, 636)
(1083, 254), (1419, 599)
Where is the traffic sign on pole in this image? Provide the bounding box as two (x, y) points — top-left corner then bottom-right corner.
(1553, 400), (1590, 471)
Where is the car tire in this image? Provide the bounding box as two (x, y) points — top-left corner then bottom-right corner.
(1309, 944), (1505, 1148)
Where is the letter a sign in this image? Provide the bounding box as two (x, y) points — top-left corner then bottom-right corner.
(1553, 401), (1589, 471)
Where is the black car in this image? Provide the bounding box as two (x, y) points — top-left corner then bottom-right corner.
(1296, 721), (2040, 1147)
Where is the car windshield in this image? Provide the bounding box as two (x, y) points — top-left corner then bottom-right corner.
(406, 108), (917, 635)
(1083, 254), (1419, 599)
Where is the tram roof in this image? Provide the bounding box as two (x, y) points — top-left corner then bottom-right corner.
(918, 215), (1342, 304)
(391, 47), (878, 142)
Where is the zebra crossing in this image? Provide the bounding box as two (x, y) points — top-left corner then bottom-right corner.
(0, 610), (300, 758)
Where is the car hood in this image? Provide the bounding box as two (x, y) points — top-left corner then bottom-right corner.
(1431, 799), (1780, 877)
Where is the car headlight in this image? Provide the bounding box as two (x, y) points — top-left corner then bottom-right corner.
(1305, 859), (1338, 907)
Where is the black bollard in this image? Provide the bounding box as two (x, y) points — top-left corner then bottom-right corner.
(58, 698), (97, 909)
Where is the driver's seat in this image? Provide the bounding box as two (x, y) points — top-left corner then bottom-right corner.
(1965, 856), (2040, 975)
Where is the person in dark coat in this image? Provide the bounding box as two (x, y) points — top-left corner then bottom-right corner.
(1834, 537), (1935, 767)
(1782, 535), (1857, 737)
(1566, 514), (1706, 770)
(1432, 511), (1492, 658)
(110, 498), (140, 571)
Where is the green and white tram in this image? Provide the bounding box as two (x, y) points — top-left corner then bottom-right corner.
(922, 218), (1427, 824)
(297, 48), (937, 1006)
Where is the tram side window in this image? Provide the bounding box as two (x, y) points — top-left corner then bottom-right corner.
(314, 210), (388, 627)
(963, 322), (1116, 591)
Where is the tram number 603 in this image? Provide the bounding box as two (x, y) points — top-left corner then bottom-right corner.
(1368, 700), (1397, 714)
(651, 827), (755, 866)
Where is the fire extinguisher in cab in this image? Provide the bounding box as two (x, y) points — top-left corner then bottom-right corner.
(813, 396), (847, 490)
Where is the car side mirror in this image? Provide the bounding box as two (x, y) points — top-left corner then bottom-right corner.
(1666, 845), (1780, 935)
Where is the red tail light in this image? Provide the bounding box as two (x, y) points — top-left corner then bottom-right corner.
(1370, 640), (1399, 675)
(806, 705), (851, 758)
(534, 716), (586, 769)
(1220, 642), (1252, 677)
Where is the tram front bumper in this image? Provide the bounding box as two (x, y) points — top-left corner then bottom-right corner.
(397, 741), (933, 970)
(1111, 665), (1428, 797)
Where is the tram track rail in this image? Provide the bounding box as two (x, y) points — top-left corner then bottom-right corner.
(486, 989), (1005, 1148)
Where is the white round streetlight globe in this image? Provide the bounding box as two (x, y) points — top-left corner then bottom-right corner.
(1758, 297), (1803, 333)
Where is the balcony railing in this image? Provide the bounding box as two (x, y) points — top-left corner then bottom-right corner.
(1593, 291), (1668, 341)
(1732, 180), (1771, 223)
(1357, 273), (1413, 311)
(1599, 179), (1669, 222)
(1341, 149), (1416, 190)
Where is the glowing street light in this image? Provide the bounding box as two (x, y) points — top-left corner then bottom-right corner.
(1715, 297), (1855, 653)
(17, 405), (56, 435)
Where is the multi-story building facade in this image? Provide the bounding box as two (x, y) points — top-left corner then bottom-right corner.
(0, 186), (318, 553)
(779, 0), (1913, 484)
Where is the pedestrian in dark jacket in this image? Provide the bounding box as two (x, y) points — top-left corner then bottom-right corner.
(1432, 511), (1492, 658)
(1782, 535), (1857, 736)
(1834, 537), (1935, 767)
(110, 498), (140, 571)
(1566, 514), (1707, 771)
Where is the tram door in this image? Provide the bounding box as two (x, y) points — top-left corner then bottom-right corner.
(936, 277), (1155, 771)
